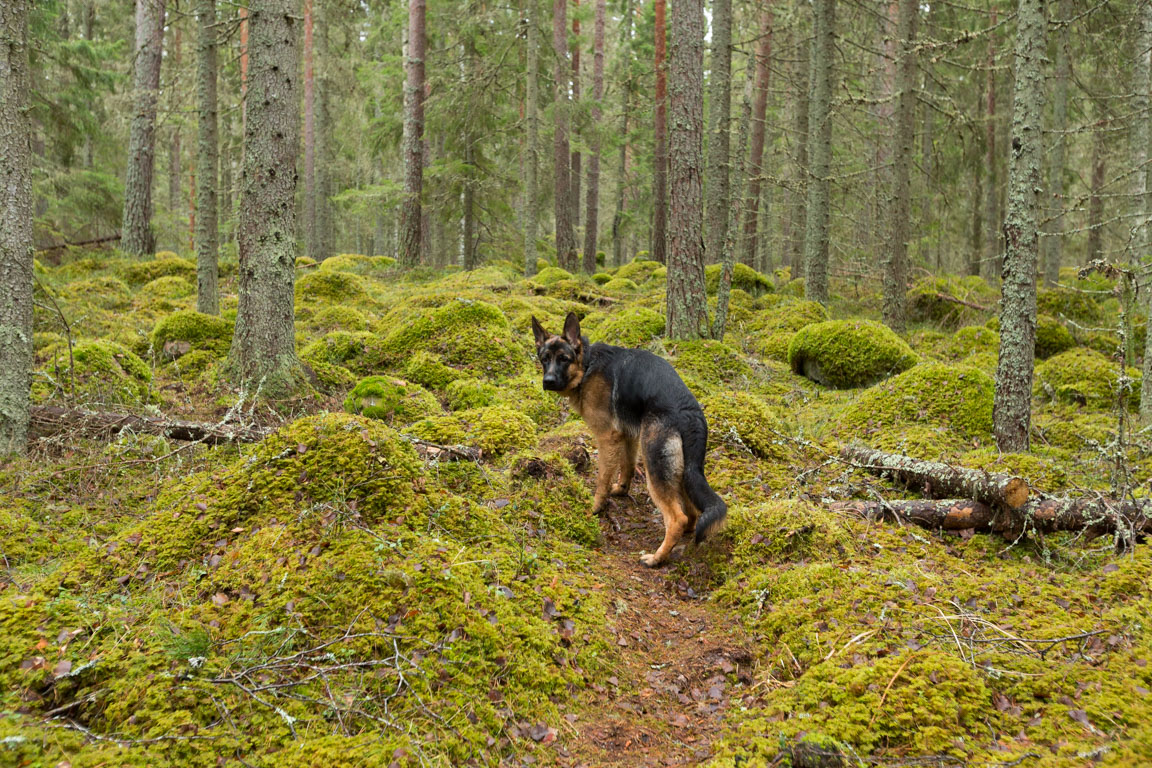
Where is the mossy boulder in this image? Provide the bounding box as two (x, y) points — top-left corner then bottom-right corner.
(303, 305), (370, 333)
(1037, 286), (1104, 325)
(945, 325), (999, 360)
(701, 391), (786, 460)
(119, 256), (196, 286)
(318, 253), (374, 273)
(139, 275), (195, 300)
(343, 376), (441, 425)
(615, 259), (663, 283)
(840, 363), (994, 448)
(1033, 347), (1140, 410)
(704, 262), (774, 297)
(408, 406), (537, 458)
(63, 276), (132, 309)
(445, 377), (499, 410)
(509, 452), (602, 547)
(295, 269), (371, 303)
(959, 448), (1069, 493)
(594, 305), (665, 347)
(150, 310), (233, 357)
(591, 272), (612, 285)
(906, 274), (996, 328)
(299, 330), (388, 375)
(36, 340), (152, 405)
(378, 298), (527, 376)
(986, 313), (1074, 360)
(788, 319), (918, 388)
(402, 350), (472, 390)
(748, 299), (829, 361)
(601, 277), (638, 292)
(668, 339), (753, 393)
(532, 266), (574, 285)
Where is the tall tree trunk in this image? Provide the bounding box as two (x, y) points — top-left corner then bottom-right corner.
(1086, 131), (1105, 262)
(881, 0), (917, 332)
(1042, 0), (1070, 286)
(239, 7), (248, 139)
(399, 0), (426, 266)
(803, 0), (834, 305)
(665, 0), (708, 338)
(226, 0), (305, 395)
(553, 0), (576, 269)
(703, 0), (733, 265)
(713, 74), (754, 340)
(523, 0), (540, 277)
(571, 0), (582, 255)
(0, 0), (33, 455)
(1136, 3), (1152, 419)
(652, 0), (668, 264)
(982, 7), (999, 282)
(315, 29), (332, 262)
(739, 8), (772, 268)
(168, 23), (182, 235)
(993, 0), (1046, 453)
(611, 0), (633, 267)
(303, 0), (317, 260)
(969, 151), (983, 276)
(196, 0), (219, 315)
(785, 5), (809, 274)
(121, 0), (166, 256)
(582, 0), (605, 272)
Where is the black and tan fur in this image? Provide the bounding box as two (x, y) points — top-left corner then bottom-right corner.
(531, 312), (727, 567)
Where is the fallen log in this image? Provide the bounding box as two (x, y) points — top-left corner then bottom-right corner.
(833, 497), (1152, 538)
(30, 406), (269, 445)
(840, 443), (1030, 511)
(36, 233), (122, 254)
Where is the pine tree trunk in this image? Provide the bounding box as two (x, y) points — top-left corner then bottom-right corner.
(523, 0), (540, 277)
(315, 45), (332, 261)
(168, 24), (182, 234)
(993, 0), (1046, 453)
(195, 0), (219, 315)
(1087, 133), (1104, 261)
(121, 0), (166, 256)
(665, 0), (708, 339)
(785, 5), (809, 274)
(1136, 3), (1152, 419)
(969, 154), (983, 276)
(1042, 0), (1070, 287)
(652, 0), (668, 264)
(702, 0), (733, 266)
(226, 0), (305, 395)
(611, 0), (633, 268)
(169, 129), (181, 221)
(982, 10), (999, 282)
(712, 73), (753, 340)
(303, 0), (317, 260)
(881, 0), (916, 332)
(739, 8), (772, 269)
(582, 0), (605, 271)
(803, 0), (834, 305)
(399, 0), (426, 267)
(553, 0), (576, 270)
(0, 0), (33, 455)
(571, 1), (583, 261)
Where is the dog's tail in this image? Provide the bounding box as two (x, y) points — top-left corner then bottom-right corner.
(680, 414), (728, 544)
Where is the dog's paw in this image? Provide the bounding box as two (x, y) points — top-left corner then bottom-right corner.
(610, 482), (630, 496)
(639, 552), (663, 568)
(592, 499), (609, 516)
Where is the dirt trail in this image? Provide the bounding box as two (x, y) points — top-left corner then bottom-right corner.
(555, 490), (761, 767)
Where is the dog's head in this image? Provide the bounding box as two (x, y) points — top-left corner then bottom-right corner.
(531, 312), (585, 392)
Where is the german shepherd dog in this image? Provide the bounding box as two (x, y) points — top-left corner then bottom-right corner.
(531, 312), (727, 566)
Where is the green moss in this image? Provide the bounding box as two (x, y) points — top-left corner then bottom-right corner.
(700, 391), (786, 460)
(64, 275), (133, 309)
(303, 305), (370, 333)
(35, 340), (152, 405)
(840, 363), (994, 448)
(318, 253), (373, 272)
(492, 373), (568, 429)
(788, 319), (918, 388)
(668, 339), (753, 394)
(532, 266), (574, 285)
(986, 313), (1075, 360)
(138, 274), (195, 300)
(408, 406), (537, 457)
(445, 377), (499, 410)
(945, 324), (999, 360)
(150, 310), (233, 356)
(906, 275), (996, 329)
(1034, 347), (1141, 410)
(32, 331), (64, 351)
(304, 360), (357, 392)
(593, 305), (665, 347)
(958, 448), (1069, 493)
(343, 376), (441, 425)
(748, 299), (829, 361)
(378, 298), (528, 375)
(402, 350), (471, 390)
(601, 277), (638, 292)
(591, 272), (612, 285)
(1035, 409), (1115, 451)
(1037, 286), (1104, 324)
(119, 256), (197, 286)
(299, 330), (388, 375)
(295, 270), (370, 303)
(615, 259), (662, 283)
(704, 262), (774, 297)
(650, 265), (667, 281)
(508, 452), (602, 547)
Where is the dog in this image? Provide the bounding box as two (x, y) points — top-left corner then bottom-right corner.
(531, 311), (727, 566)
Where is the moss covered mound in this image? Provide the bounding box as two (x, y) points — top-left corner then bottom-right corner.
(615, 259), (663, 283)
(299, 330), (388, 375)
(945, 324), (999, 360)
(1034, 347), (1141, 409)
(508, 452), (602, 547)
(64, 275), (132, 309)
(119, 255), (197, 286)
(408, 406), (538, 457)
(701, 391), (785, 460)
(704, 262), (774, 297)
(840, 363), (994, 448)
(1037, 285), (1104, 324)
(379, 298), (528, 375)
(601, 276), (638, 292)
(150, 310), (233, 356)
(986, 313), (1075, 360)
(139, 274), (195, 300)
(532, 265), (574, 285)
(445, 377), (499, 410)
(35, 340), (152, 405)
(304, 304), (370, 333)
(295, 269), (371, 303)
(906, 274), (996, 328)
(343, 376), (441, 425)
(788, 319), (918, 388)
(748, 299), (829, 361)
(668, 339), (753, 393)
(593, 305), (665, 347)
(402, 349), (472, 390)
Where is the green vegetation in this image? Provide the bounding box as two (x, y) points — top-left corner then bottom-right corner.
(343, 375), (442, 424)
(788, 319), (919, 388)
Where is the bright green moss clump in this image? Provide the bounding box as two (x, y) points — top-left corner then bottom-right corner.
(119, 255), (196, 286)
(343, 376), (441, 425)
(788, 319), (918, 388)
(509, 452), (602, 547)
(139, 274), (195, 300)
(379, 298), (528, 375)
(532, 265), (574, 285)
(906, 274), (996, 328)
(601, 277), (638, 292)
(1034, 347), (1141, 410)
(945, 324), (999, 359)
(36, 340), (152, 405)
(150, 310), (233, 356)
(64, 275), (132, 309)
(299, 330), (388, 375)
(748, 298), (829, 361)
(408, 406), (537, 457)
(445, 377), (499, 410)
(295, 269), (371, 303)
(593, 305), (665, 347)
(701, 391), (785, 460)
(304, 305), (370, 333)
(704, 262), (774, 297)
(615, 259), (662, 283)
(402, 349), (472, 390)
(668, 339), (753, 393)
(1036, 313), (1076, 359)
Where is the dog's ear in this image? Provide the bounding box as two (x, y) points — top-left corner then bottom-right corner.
(563, 312), (582, 349)
(531, 316), (549, 349)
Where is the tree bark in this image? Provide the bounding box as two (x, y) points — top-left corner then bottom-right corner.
(840, 444), (1030, 511)
(399, 0), (426, 267)
(553, 0), (576, 270)
(712, 74), (753, 340)
(303, 0), (317, 260)
(1087, 132), (1105, 261)
(784, 4), (809, 274)
(168, 24), (182, 233)
(702, 0), (733, 266)
(803, 0), (834, 304)
(523, 0), (540, 277)
(582, 0), (605, 272)
(881, 0), (917, 332)
(1041, 0), (1070, 287)
(665, 0), (708, 339)
(993, 0), (1046, 453)
(611, 0), (633, 268)
(982, 8), (999, 282)
(739, 8), (772, 269)
(195, 0), (219, 315)
(652, 0), (668, 265)
(0, 0), (33, 455)
(121, 0), (166, 257)
(571, 0), (583, 260)
(226, 0), (306, 396)
(1138, 1), (1152, 419)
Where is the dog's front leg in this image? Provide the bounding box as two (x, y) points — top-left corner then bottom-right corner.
(592, 433), (624, 515)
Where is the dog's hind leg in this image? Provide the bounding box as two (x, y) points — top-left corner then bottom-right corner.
(639, 427), (689, 567)
(611, 435), (638, 496)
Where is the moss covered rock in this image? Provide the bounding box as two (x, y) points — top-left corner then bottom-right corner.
(986, 313), (1075, 360)
(1037, 285), (1104, 325)
(788, 319), (918, 388)
(150, 310), (233, 356)
(615, 259), (663, 283)
(295, 269), (371, 303)
(64, 275), (133, 310)
(668, 339), (753, 393)
(1033, 347), (1140, 409)
(119, 256), (196, 286)
(408, 406), (537, 457)
(299, 330), (388, 375)
(445, 377), (499, 410)
(594, 305), (665, 347)
(748, 299), (829, 361)
(704, 262), (774, 297)
(532, 265), (574, 285)
(304, 305), (370, 333)
(601, 277), (638, 292)
(139, 275), (195, 300)
(945, 325), (999, 360)
(36, 340), (152, 405)
(379, 298), (528, 375)
(343, 376), (441, 425)
(402, 349), (472, 390)
(701, 391), (785, 460)
(906, 274), (996, 328)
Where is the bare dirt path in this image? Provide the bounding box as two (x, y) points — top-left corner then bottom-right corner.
(554, 490), (762, 767)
